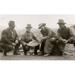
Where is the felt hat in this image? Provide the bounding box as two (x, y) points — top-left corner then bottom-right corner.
(26, 24), (32, 28)
(38, 23), (46, 29)
(57, 19), (66, 24)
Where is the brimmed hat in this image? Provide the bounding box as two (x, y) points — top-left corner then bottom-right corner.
(26, 24), (32, 28)
(8, 20), (15, 26)
(57, 19), (66, 24)
(38, 23), (46, 29)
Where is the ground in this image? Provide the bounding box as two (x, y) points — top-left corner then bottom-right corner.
(0, 52), (75, 60)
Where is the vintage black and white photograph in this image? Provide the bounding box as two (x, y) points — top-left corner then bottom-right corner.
(0, 15), (75, 60)
(1, 0), (75, 75)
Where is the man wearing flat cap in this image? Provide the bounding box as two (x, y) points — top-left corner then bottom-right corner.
(57, 19), (73, 55)
(21, 24), (39, 55)
(1, 21), (20, 56)
(38, 23), (57, 56)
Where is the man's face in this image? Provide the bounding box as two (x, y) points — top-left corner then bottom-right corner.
(26, 27), (31, 32)
(41, 26), (45, 30)
(9, 22), (15, 30)
(58, 23), (65, 28)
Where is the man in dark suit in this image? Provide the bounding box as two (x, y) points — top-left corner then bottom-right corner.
(38, 23), (57, 56)
(57, 19), (73, 55)
(1, 21), (20, 56)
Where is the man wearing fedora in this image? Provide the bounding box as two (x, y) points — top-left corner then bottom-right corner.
(38, 23), (57, 56)
(69, 25), (75, 46)
(21, 24), (39, 55)
(1, 21), (20, 56)
(57, 19), (73, 55)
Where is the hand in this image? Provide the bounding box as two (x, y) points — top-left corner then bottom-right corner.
(50, 37), (56, 41)
(15, 40), (19, 44)
(62, 39), (68, 43)
(12, 43), (16, 46)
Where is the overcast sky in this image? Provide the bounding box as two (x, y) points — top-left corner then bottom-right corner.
(0, 15), (75, 30)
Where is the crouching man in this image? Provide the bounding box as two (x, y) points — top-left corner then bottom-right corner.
(57, 19), (73, 55)
(38, 23), (57, 56)
(1, 21), (20, 56)
(21, 24), (39, 55)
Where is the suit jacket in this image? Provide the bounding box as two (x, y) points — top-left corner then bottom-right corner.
(1, 28), (18, 45)
(57, 27), (72, 40)
(40, 27), (56, 38)
(21, 31), (38, 43)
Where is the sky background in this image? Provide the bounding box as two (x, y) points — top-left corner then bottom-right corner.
(0, 15), (75, 31)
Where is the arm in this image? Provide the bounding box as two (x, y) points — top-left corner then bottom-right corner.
(1, 30), (12, 45)
(14, 30), (20, 44)
(67, 28), (75, 42)
(32, 33), (40, 43)
(57, 29), (64, 40)
(57, 29), (68, 43)
(20, 34), (27, 45)
(57, 30), (63, 40)
(41, 28), (56, 40)
(14, 30), (19, 40)
(48, 28), (57, 38)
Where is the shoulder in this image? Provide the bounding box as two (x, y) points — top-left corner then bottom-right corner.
(2, 28), (9, 33)
(45, 27), (52, 32)
(46, 27), (54, 32)
(45, 27), (51, 30)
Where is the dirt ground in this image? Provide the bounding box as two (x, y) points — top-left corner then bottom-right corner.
(0, 52), (75, 60)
